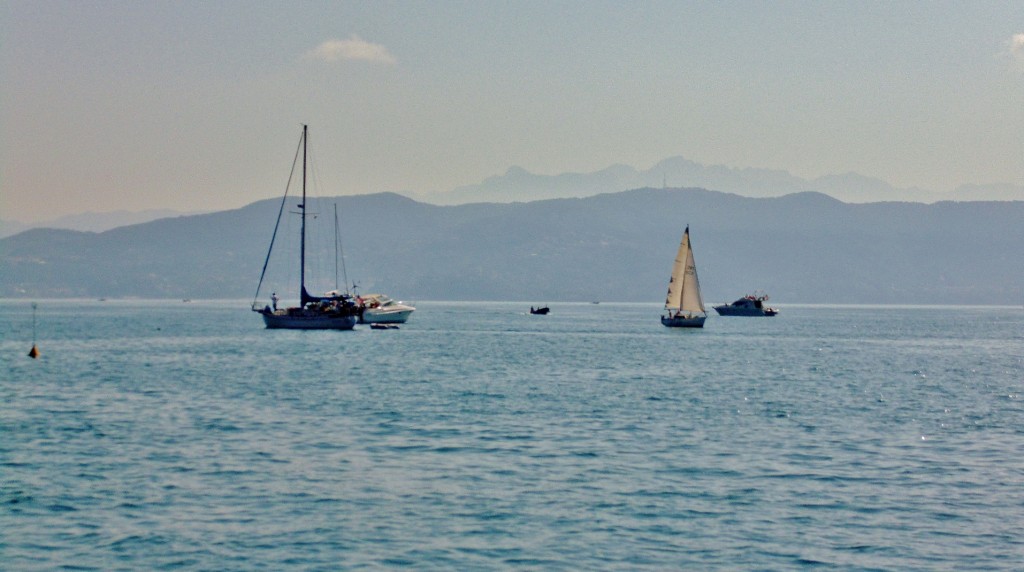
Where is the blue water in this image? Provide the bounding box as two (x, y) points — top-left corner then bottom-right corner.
(2, 301), (1022, 570)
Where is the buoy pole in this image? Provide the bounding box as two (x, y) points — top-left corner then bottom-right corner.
(28, 302), (39, 359)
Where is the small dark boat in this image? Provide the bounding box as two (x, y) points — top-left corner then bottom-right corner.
(530, 306), (550, 315)
(370, 323), (399, 330)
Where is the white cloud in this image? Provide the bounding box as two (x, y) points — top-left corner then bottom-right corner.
(306, 35), (396, 65)
(1010, 33), (1024, 60)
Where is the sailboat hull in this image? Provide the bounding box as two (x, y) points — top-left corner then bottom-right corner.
(661, 315), (706, 328)
(262, 310), (357, 330)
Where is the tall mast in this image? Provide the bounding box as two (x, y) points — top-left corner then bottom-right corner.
(334, 203), (339, 291)
(300, 124), (307, 298)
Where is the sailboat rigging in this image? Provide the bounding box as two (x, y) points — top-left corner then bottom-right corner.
(333, 204), (351, 297)
(661, 225), (707, 328)
(251, 125), (359, 329)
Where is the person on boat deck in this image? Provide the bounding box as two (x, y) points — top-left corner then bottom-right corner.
(271, 292), (279, 311)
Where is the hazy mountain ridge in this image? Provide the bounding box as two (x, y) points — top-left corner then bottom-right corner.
(0, 209), (205, 239)
(427, 158), (1021, 204)
(5, 160), (1020, 237)
(2, 189), (1020, 305)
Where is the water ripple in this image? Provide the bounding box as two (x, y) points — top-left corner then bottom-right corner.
(2, 301), (1022, 570)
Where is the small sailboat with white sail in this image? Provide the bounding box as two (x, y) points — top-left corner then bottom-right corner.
(661, 225), (707, 328)
(251, 125), (359, 330)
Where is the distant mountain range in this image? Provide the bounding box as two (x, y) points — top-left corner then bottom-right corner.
(4, 158), (1021, 238)
(2, 189), (1021, 305)
(0, 209), (204, 239)
(420, 157), (1023, 205)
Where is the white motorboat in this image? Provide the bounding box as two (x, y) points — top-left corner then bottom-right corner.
(358, 294), (415, 324)
(714, 294), (778, 316)
(661, 225), (707, 328)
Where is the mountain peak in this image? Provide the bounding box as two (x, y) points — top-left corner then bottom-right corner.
(425, 158), (1020, 206)
(504, 165), (531, 177)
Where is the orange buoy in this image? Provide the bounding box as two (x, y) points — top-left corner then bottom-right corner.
(28, 344), (39, 359)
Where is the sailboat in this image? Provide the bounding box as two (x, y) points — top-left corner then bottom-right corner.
(251, 125), (359, 329)
(661, 225), (707, 328)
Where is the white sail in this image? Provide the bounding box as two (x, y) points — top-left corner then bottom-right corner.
(664, 234), (687, 310)
(679, 233), (704, 313)
(664, 227), (705, 315)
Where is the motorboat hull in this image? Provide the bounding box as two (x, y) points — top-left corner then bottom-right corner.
(661, 315), (706, 328)
(714, 306), (777, 316)
(360, 308), (414, 324)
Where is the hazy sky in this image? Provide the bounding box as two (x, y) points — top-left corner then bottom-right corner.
(3, 1), (1023, 222)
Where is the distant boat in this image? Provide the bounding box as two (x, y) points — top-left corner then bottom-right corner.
(661, 226), (707, 328)
(714, 294), (778, 316)
(358, 293), (416, 324)
(530, 306), (550, 315)
(251, 125), (359, 330)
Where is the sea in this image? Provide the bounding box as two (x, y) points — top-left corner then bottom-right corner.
(2, 300), (1022, 571)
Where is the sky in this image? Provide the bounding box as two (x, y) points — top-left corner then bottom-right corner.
(2, 0), (1023, 222)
